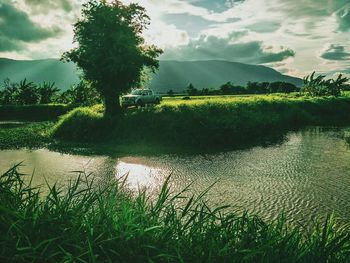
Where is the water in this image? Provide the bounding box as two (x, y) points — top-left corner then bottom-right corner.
(1, 127), (350, 225)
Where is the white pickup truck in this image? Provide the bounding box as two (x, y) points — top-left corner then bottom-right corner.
(121, 89), (162, 108)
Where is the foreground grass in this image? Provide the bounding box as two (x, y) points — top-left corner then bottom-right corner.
(52, 95), (350, 148)
(1, 165), (350, 262)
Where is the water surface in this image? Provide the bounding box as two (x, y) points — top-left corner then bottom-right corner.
(1, 127), (350, 225)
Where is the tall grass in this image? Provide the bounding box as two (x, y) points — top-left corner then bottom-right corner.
(1, 165), (350, 262)
(51, 95), (350, 147)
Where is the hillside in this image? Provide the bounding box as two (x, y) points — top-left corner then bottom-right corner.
(148, 60), (303, 92)
(0, 58), (302, 92)
(0, 58), (80, 90)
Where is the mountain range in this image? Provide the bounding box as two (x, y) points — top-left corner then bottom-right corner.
(0, 58), (302, 92)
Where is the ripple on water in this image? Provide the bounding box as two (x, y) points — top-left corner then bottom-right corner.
(1, 127), (350, 225)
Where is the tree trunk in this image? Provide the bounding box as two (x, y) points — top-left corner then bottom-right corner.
(104, 94), (121, 118)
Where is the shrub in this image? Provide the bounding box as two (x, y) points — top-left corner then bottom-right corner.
(51, 107), (108, 142)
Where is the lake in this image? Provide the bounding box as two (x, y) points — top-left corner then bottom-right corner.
(1, 126), (350, 225)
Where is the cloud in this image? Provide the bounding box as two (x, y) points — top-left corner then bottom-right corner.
(24, 0), (74, 13)
(162, 13), (240, 37)
(336, 6), (350, 32)
(321, 44), (350, 61)
(162, 33), (295, 64)
(189, 0), (244, 12)
(0, 1), (61, 51)
(247, 21), (281, 33)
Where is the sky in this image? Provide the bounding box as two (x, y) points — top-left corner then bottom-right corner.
(0, 0), (349, 78)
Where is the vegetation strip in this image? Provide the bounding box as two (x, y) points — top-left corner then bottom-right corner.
(51, 95), (350, 148)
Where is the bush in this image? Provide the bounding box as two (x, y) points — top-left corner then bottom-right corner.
(51, 107), (108, 142)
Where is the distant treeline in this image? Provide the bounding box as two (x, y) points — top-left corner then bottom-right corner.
(167, 78), (350, 96)
(165, 81), (299, 96)
(0, 78), (100, 106)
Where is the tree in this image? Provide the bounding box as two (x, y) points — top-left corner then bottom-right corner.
(268, 82), (297, 94)
(302, 72), (348, 97)
(0, 78), (19, 105)
(38, 82), (60, 104)
(167, 90), (175, 97)
(17, 79), (39, 105)
(186, 83), (198, 96)
(62, 0), (162, 117)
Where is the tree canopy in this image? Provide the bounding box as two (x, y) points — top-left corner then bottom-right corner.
(62, 0), (162, 117)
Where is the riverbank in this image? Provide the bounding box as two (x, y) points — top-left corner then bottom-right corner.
(52, 95), (350, 147)
(1, 165), (349, 262)
(2, 94), (350, 152)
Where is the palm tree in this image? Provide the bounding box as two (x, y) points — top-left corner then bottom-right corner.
(38, 82), (59, 104)
(0, 78), (19, 105)
(17, 79), (39, 105)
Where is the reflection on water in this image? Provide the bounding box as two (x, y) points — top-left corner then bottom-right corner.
(1, 127), (350, 225)
(115, 158), (167, 191)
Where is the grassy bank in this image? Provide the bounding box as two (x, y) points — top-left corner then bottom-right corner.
(52, 95), (350, 148)
(0, 104), (74, 121)
(1, 165), (349, 262)
(0, 122), (52, 149)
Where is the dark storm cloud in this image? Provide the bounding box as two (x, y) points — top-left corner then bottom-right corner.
(321, 45), (350, 61)
(25, 0), (74, 12)
(162, 33), (295, 64)
(0, 1), (61, 51)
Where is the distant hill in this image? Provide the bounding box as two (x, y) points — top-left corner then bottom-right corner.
(0, 58), (80, 90)
(0, 58), (302, 92)
(148, 60), (303, 93)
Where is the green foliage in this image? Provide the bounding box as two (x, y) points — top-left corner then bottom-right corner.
(302, 72), (349, 97)
(186, 83), (198, 95)
(167, 89), (175, 97)
(0, 122), (52, 149)
(52, 95), (350, 147)
(62, 0), (162, 117)
(16, 79), (40, 105)
(57, 79), (101, 105)
(1, 165), (350, 262)
(183, 81), (298, 96)
(0, 78), (19, 105)
(50, 107), (108, 142)
(268, 81), (297, 93)
(38, 82), (60, 104)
